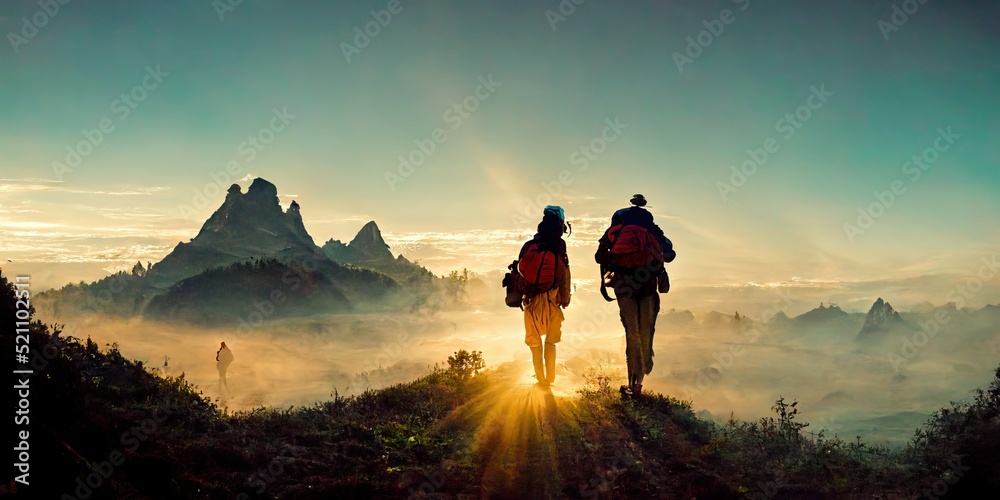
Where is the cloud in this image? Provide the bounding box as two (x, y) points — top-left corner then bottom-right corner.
(65, 187), (171, 196)
(0, 221), (66, 229)
(0, 179), (170, 196)
(0, 203), (40, 214)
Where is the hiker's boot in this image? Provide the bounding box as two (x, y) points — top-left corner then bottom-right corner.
(632, 374), (644, 399)
(530, 346), (546, 385)
(544, 343), (556, 384)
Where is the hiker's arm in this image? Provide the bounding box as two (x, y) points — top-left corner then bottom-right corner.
(652, 223), (675, 263)
(558, 252), (571, 308)
(595, 243), (611, 265)
(660, 235), (676, 263)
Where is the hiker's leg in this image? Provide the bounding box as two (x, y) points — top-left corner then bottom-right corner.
(524, 302), (543, 349)
(530, 346), (545, 384)
(617, 295), (642, 386)
(639, 292), (660, 376)
(544, 292), (563, 384)
(525, 300), (546, 383)
(543, 342), (556, 384)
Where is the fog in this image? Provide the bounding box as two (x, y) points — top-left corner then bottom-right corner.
(41, 284), (998, 446)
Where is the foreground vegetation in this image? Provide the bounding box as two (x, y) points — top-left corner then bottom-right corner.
(3, 273), (998, 498)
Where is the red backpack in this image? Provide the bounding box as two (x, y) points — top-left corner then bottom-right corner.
(604, 224), (663, 269)
(501, 241), (561, 307)
(517, 242), (557, 291)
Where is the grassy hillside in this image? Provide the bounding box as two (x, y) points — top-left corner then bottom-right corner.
(4, 271), (998, 498)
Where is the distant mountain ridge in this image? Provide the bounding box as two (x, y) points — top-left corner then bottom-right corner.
(147, 178), (325, 287)
(37, 178), (440, 323)
(322, 221), (435, 290)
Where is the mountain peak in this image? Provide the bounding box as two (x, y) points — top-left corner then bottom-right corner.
(147, 178), (319, 286)
(857, 297), (906, 341)
(869, 297), (894, 315)
(248, 177), (278, 198)
(348, 221), (394, 262)
(794, 302), (848, 323)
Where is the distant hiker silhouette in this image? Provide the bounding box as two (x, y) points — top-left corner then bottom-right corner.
(216, 342), (234, 390)
(595, 194), (675, 398)
(505, 206), (572, 386)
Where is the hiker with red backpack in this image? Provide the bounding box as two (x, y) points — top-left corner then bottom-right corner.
(595, 194), (675, 398)
(502, 206), (572, 386)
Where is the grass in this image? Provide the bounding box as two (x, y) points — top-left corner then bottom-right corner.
(3, 273), (998, 498)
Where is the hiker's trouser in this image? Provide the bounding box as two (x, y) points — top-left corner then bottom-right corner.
(524, 288), (563, 348)
(616, 291), (659, 383)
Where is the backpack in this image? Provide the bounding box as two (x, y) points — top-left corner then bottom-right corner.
(604, 224), (664, 271)
(517, 242), (557, 290)
(502, 261), (526, 308)
(501, 241), (560, 308)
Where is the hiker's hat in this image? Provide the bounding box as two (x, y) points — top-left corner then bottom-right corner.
(543, 205), (571, 236)
(630, 194), (648, 207)
(543, 205), (565, 223)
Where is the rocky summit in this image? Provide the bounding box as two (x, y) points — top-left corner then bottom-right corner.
(856, 297), (908, 341)
(147, 178), (323, 286)
(347, 221), (394, 262)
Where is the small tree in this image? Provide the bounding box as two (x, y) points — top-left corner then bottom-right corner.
(446, 350), (485, 380)
(444, 268), (474, 302)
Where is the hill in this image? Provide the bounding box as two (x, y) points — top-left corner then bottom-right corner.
(143, 258), (357, 325)
(6, 272), (1000, 498)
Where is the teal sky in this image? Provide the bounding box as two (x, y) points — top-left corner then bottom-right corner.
(1, 0), (998, 306)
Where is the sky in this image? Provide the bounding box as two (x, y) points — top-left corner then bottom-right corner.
(1, 0), (998, 311)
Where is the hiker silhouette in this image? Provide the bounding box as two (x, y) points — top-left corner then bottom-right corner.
(517, 206), (572, 386)
(595, 194), (675, 397)
(216, 342), (234, 391)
